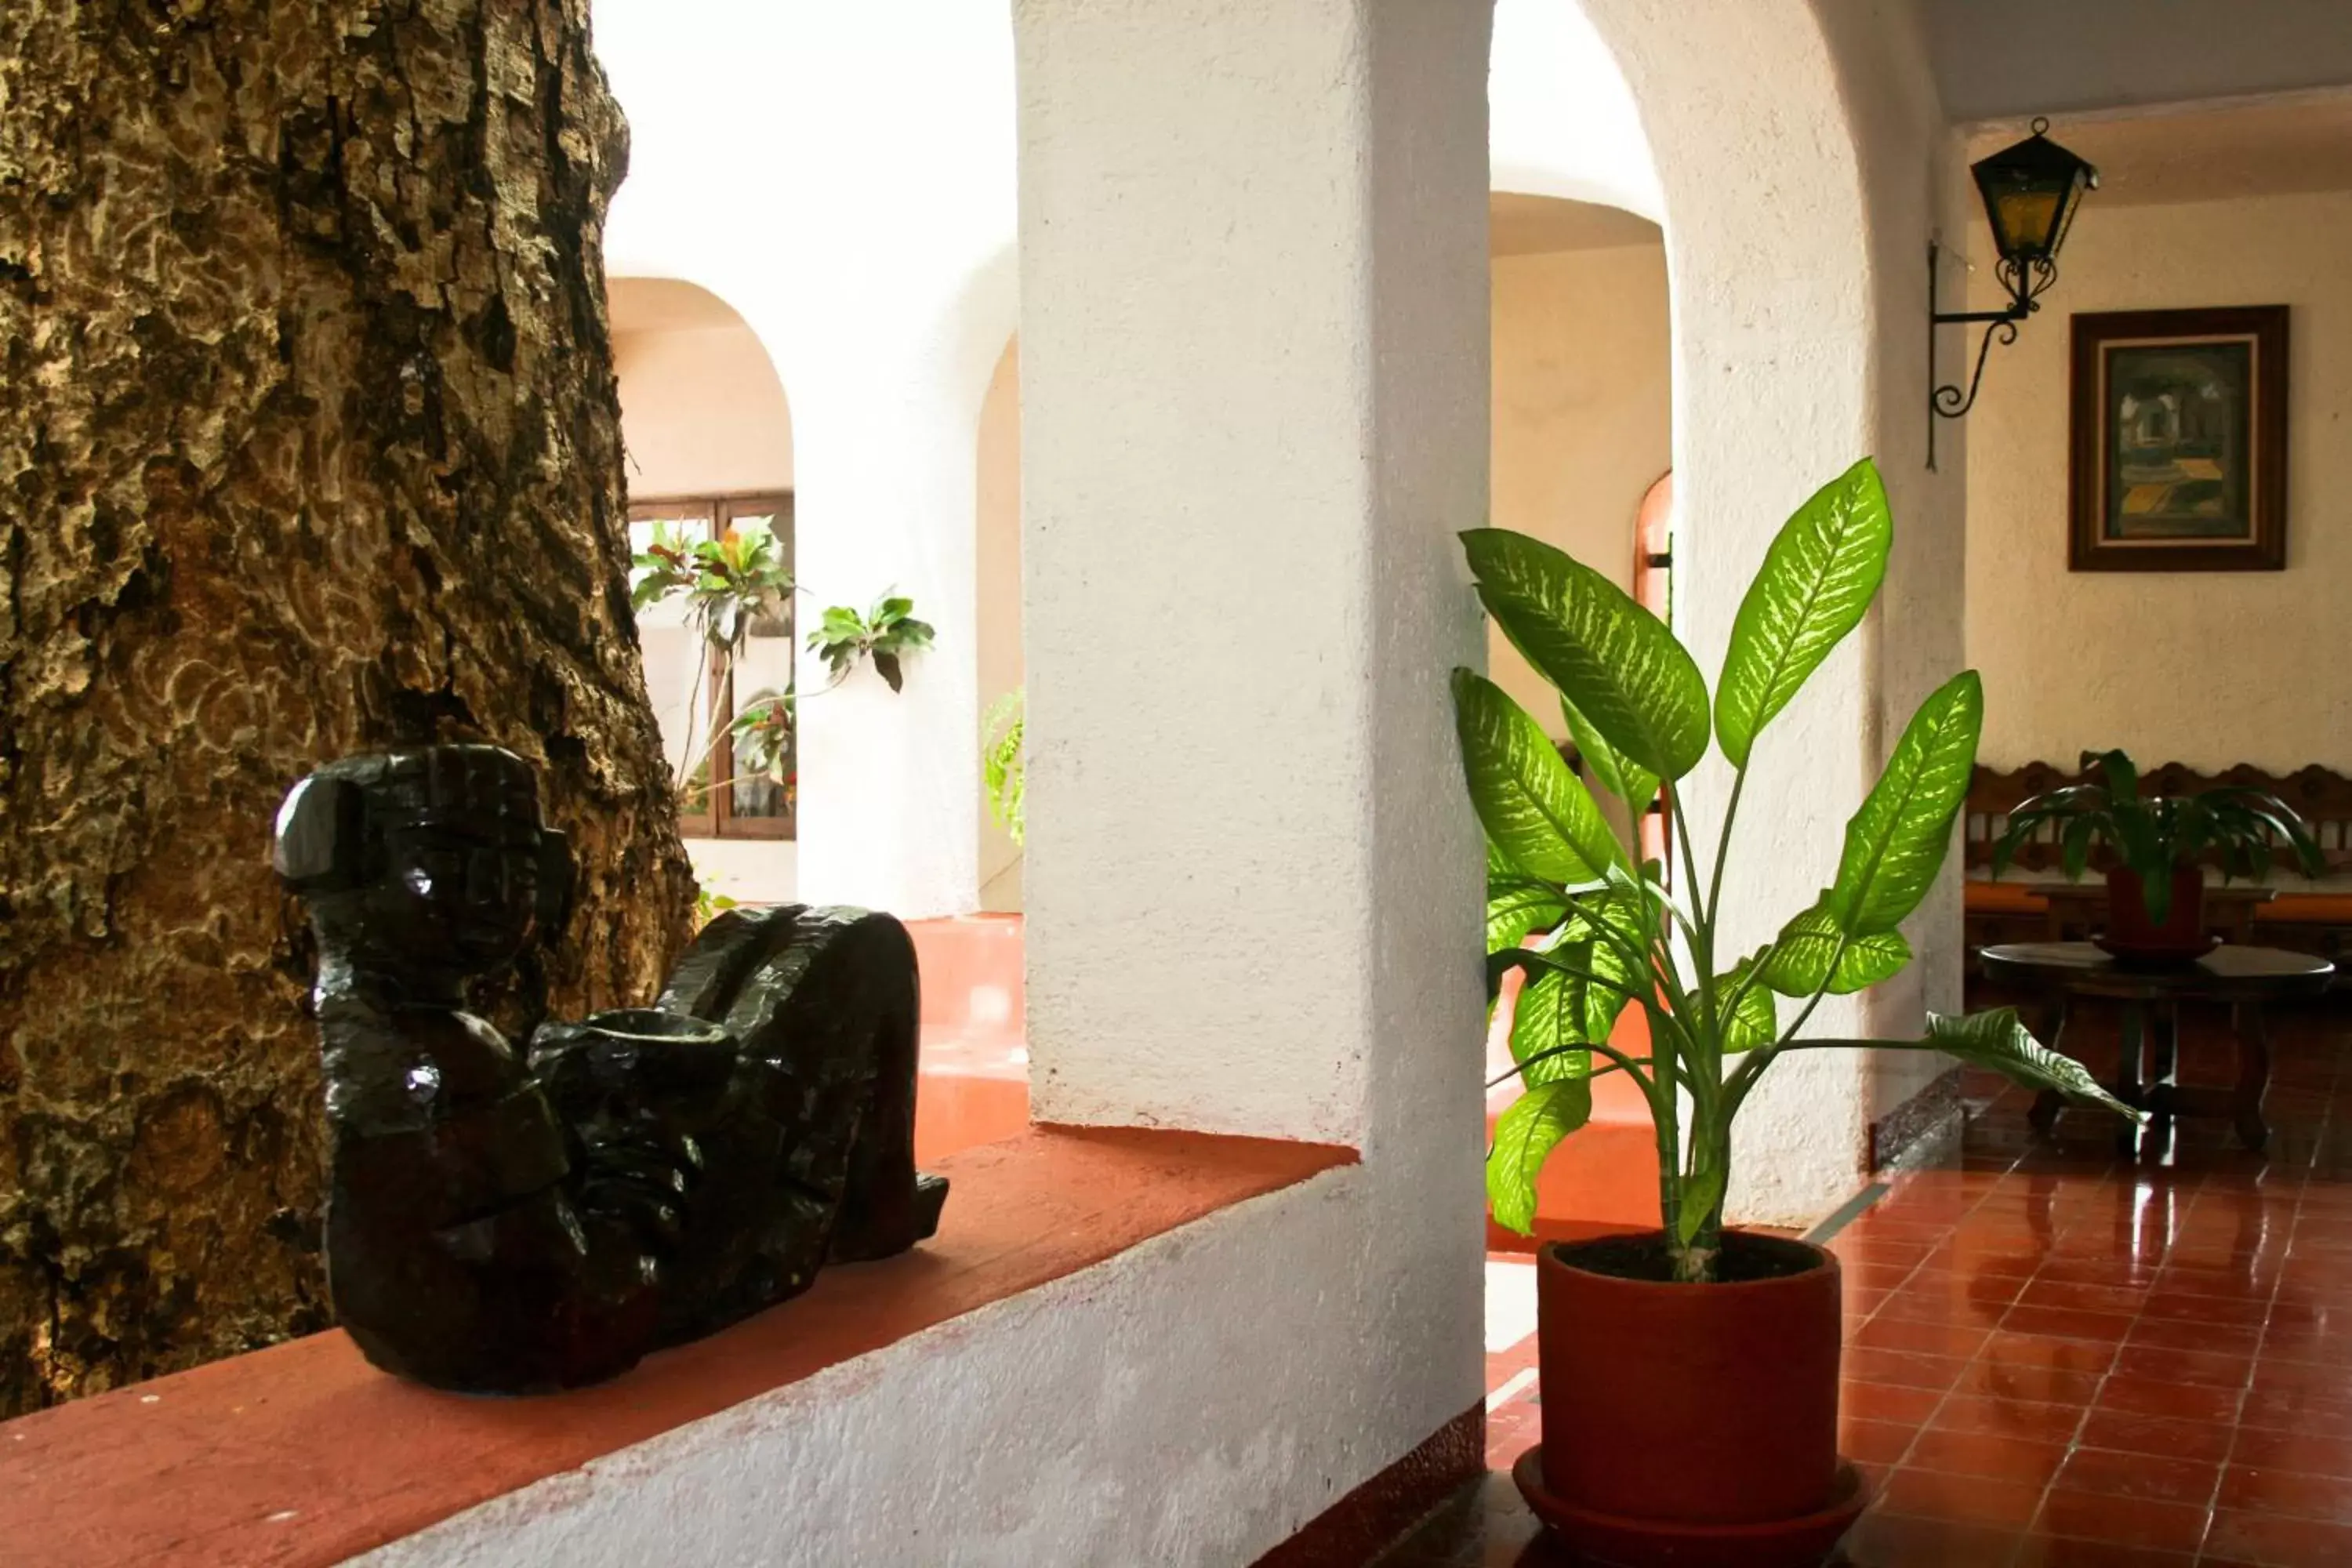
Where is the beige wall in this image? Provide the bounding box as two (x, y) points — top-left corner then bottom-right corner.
(1488, 239), (1672, 861)
(1966, 188), (2352, 772)
(1486, 241), (1672, 732)
(976, 341), (1025, 910)
(615, 323), (795, 498)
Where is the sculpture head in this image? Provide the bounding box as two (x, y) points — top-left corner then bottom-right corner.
(274, 746), (575, 987)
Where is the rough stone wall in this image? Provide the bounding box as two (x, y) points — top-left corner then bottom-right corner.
(0, 0), (694, 1414)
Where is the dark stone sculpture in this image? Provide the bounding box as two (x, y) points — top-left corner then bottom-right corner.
(272, 745), (946, 1392)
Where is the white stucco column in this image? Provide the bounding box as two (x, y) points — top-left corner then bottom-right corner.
(1015, 0), (1491, 1527)
(1018, 0), (1491, 1152)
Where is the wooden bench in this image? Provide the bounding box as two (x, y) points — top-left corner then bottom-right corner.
(1962, 758), (2352, 965)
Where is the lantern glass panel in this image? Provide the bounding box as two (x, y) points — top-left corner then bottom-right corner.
(1987, 184), (2063, 256)
(2046, 169), (2092, 255)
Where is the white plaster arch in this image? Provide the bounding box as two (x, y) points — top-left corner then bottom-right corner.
(1489, 0), (1664, 222)
(1491, 0), (1962, 1223)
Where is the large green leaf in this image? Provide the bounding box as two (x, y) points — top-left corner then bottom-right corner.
(1454, 671), (1624, 885)
(1461, 528), (1711, 781)
(1715, 459), (1892, 770)
(1759, 901), (1914, 996)
(1561, 693), (1659, 813)
(1509, 958), (1595, 1088)
(1924, 1010), (2147, 1123)
(1524, 913), (1639, 1046)
(1488, 1079), (1593, 1234)
(1488, 875), (1569, 953)
(1827, 670), (1984, 935)
(1487, 913), (1644, 1023)
(1718, 959), (1779, 1054)
(1487, 838), (1570, 950)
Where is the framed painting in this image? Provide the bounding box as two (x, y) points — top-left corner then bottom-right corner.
(2069, 305), (2288, 572)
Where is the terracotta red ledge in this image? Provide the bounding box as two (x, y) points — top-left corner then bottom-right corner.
(1, 1126), (1355, 1568)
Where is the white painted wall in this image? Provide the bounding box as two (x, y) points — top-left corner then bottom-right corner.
(355, 1167), (1449, 1568)
(684, 837), (797, 909)
(1020, 0), (1490, 1149)
(1967, 188), (2352, 775)
(596, 0), (1019, 920)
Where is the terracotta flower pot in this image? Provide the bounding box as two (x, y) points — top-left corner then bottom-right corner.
(1512, 1229), (1867, 1568)
(2101, 865), (2211, 964)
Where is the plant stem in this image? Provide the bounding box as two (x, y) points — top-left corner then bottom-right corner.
(1653, 1115), (1683, 1252)
(1506, 949), (1648, 1006)
(1704, 768), (1748, 934)
(1723, 934), (1849, 1116)
(1486, 1048), (1650, 1090)
(1671, 1242), (1719, 1283)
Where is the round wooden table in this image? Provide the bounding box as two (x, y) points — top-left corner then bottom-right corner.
(1979, 942), (2334, 1150)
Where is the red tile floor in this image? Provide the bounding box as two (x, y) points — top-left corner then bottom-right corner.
(1387, 996), (2352, 1566)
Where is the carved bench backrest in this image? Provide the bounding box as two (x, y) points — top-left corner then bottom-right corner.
(1962, 759), (2352, 875)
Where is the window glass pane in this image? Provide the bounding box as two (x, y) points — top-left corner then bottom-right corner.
(729, 622), (794, 822)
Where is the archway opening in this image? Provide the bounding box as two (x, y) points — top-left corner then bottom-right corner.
(608, 276), (800, 905)
(1480, 191), (1677, 1277)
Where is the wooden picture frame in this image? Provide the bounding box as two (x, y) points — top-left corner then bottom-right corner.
(2069, 306), (2288, 572)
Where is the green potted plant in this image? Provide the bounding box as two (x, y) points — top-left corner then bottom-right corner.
(633, 523), (933, 820)
(1991, 749), (2324, 962)
(1459, 459), (2140, 1566)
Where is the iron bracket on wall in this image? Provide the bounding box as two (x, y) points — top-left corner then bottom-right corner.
(1926, 240), (2034, 472)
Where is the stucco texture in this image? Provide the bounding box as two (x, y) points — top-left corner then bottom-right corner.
(1966, 189), (2352, 775)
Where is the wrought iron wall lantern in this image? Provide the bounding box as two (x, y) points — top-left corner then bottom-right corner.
(1928, 118), (2099, 469)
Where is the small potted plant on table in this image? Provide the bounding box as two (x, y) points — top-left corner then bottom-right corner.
(1459, 459), (2140, 1567)
(1991, 750), (2325, 964)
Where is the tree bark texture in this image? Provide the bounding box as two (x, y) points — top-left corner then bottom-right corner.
(0, 0), (695, 1415)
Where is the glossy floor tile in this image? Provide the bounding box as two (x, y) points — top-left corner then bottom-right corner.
(1381, 998), (2352, 1567)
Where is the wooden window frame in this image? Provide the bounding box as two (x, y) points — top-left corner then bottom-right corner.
(629, 492), (797, 841)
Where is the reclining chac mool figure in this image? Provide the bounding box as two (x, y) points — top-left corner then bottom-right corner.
(273, 744), (946, 1392)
